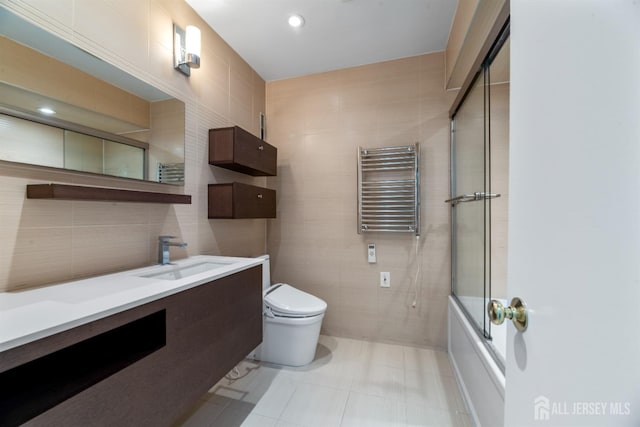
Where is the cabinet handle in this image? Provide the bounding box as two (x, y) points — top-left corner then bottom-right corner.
(258, 145), (264, 151)
(257, 194), (263, 199)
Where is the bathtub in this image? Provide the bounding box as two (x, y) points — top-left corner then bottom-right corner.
(448, 296), (506, 427)
(454, 295), (507, 364)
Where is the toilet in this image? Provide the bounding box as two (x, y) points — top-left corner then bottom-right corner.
(255, 255), (327, 367)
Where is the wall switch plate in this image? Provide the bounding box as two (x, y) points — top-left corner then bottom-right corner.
(380, 272), (390, 288)
(368, 243), (376, 263)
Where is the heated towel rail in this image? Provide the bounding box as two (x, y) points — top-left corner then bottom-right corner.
(158, 163), (185, 184)
(357, 144), (420, 235)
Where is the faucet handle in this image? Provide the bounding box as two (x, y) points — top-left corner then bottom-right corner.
(159, 235), (177, 241)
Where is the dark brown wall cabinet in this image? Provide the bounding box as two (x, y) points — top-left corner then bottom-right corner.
(208, 182), (276, 219)
(209, 126), (277, 176)
(0, 266), (262, 427)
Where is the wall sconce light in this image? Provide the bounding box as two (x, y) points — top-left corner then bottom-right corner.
(174, 24), (201, 76)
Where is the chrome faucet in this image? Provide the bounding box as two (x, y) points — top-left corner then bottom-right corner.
(158, 235), (187, 265)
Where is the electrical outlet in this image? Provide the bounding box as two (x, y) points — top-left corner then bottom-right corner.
(380, 272), (390, 288)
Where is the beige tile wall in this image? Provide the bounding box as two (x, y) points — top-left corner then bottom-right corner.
(266, 53), (454, 349)
(489, 39), (510, 300)
(0, 116), (64, 168)
(0, 0), (266, 291)
(0, 36), (151, 129)
(490, 83), (509, 300)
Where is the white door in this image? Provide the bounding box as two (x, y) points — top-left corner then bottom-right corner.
(504, 1), (640, 426)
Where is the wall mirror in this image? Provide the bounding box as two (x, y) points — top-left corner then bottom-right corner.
(0, 7), (185, 185)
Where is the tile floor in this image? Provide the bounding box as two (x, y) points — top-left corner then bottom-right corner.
(175, 335), (472, 427)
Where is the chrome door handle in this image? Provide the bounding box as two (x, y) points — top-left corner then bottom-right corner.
(487, 297), (528, 331)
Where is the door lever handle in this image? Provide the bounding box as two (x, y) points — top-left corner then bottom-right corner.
(487, 297), (528, 332)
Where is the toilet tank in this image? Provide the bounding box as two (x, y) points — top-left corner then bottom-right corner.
(257, 255), (270, 291)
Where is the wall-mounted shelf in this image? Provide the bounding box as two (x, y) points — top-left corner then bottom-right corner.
(209, 126), (277, 176)
(26, 184), (192, 204)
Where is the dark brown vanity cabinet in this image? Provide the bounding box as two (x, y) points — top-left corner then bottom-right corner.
(209, 126), (277, 176)
(0, 266), (262, 427)
(208, 182), (276, 219)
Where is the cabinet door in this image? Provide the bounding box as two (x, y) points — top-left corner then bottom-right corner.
(232, 182), (276, 218)
(208, 182), (276, 219)
(209, 126), (277, 176)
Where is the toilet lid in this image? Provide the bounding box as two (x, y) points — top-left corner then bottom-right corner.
(264, 284), (327, 317)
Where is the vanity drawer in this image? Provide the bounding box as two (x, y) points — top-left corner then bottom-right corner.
(209, 126), (277, 176)
(208, 182), (276, 219)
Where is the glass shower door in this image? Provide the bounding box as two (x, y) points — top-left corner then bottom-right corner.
(450, 72), (491, 336)
(449, 28), (510, 359)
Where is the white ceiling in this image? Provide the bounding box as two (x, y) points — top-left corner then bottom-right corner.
(186, 0), (458, 82)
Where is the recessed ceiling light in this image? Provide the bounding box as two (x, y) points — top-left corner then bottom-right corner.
(288, 14), (305, 28)
(38, 107), (56, 115)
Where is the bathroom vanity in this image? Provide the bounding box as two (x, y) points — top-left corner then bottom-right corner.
(0, 256), (263, 426)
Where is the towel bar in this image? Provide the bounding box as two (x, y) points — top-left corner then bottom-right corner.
(357, 144), (420, 235)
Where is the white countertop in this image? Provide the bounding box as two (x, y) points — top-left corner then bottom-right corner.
(0, 255), (264, 353)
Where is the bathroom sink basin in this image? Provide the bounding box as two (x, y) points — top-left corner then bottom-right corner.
(138, 262), (232, 281)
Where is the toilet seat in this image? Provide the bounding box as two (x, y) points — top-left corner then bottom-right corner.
(264, 284), (327, 318)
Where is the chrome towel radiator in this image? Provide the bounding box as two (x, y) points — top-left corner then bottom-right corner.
(357, 144), (420, 235)
(158, 162), (185, 184)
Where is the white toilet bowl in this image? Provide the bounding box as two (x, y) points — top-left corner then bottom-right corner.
(255, 256), (327, 367)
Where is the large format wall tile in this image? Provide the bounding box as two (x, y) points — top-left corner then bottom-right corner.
(0, 0), (266, 291)
(266, 53), (453, 349)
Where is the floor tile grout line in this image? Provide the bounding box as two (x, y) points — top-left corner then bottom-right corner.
(182, 336), (468, 427)
(336, 389), (354, 427)
(274, 380), (298, 423)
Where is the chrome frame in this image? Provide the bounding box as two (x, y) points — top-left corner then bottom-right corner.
(448, 21), (511, 375)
